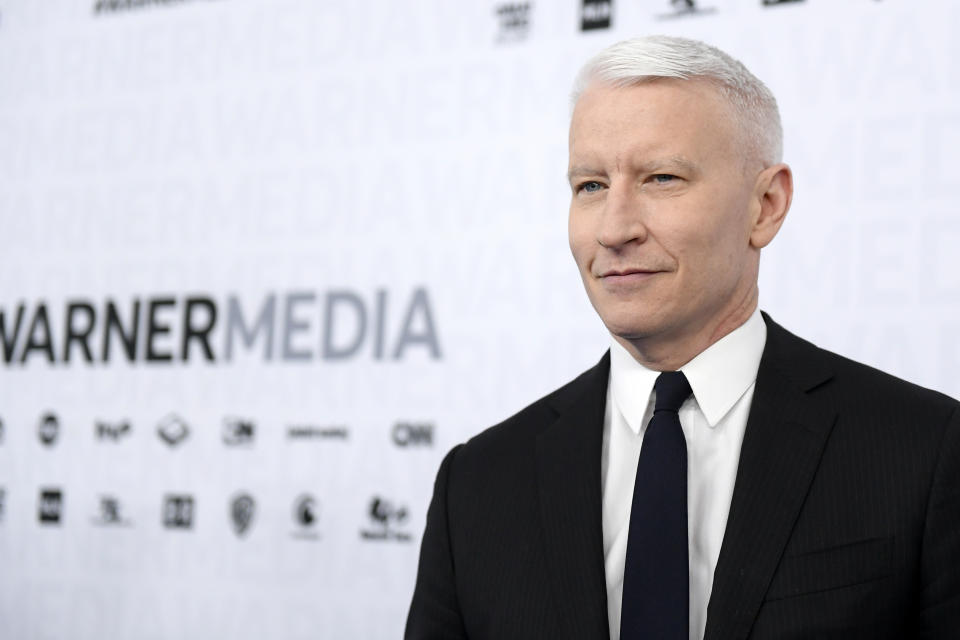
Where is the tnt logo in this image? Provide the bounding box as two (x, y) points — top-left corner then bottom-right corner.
(157, 413), (189, 447)
(392, 422), (434, 447)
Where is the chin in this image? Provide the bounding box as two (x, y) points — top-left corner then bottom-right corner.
(589, 293), (660, 335)
(600, 314), (660, 342)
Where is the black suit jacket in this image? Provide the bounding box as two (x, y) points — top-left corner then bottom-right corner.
(406, 316), (960, 639)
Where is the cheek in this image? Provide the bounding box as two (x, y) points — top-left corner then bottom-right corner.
(568, 210), (593, 269)
(674, 218), (750, 290)
(680, 189), (751, 256)
(663, 218), (736, 281)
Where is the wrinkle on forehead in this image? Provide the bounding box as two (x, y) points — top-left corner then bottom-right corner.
(570, 78), (753, 171)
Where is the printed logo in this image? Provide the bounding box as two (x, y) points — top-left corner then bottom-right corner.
(292, 494), (320, 540)
(392, 421), (434, 448)
(96, 420), (131, 441)
(39, 488), (63, 525)
(494, 3), (532, 43)
(38, 412), (59, 446)
(157, 414), (189, 447)
(0, 288), (441, 367)
(92, 494), (131, 526)
(657, 0), (716, 18)
(162, 494), (194, 529)
(230, 493), (255, 537)
(222, 416), (255, 446)
(359, 496), (412, 542)
(286, 424), (349, 441)
(581, 0), (612, 31)
(93, 0), (211, 14)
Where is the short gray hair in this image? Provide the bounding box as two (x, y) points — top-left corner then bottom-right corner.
(572, 35), (783, 166)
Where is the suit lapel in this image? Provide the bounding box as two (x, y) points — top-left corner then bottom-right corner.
(704, 318), (837, 640)
(536, 353), (611, 640)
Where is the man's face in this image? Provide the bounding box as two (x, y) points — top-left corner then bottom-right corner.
(568, 79), (763, 352)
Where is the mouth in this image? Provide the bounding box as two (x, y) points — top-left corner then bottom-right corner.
(597, 268), (663, 286)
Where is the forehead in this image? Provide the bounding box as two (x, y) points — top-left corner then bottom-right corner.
(568, 79), (741, 166)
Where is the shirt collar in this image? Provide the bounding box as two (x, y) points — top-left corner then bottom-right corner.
(609, 308), (767, 434)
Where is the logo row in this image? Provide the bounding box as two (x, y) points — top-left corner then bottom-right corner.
(4, 488), (412, 542)
(495, 0), (808, 42)
(90, 0), (809, 23)
(1, 413), (433, 448)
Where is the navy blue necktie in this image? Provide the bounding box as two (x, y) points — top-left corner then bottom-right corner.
(620, 371), (692, 640)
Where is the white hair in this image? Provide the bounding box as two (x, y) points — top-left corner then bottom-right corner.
(572, 35), (783, 166)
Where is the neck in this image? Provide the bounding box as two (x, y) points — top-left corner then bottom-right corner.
(614, 286), (759, 371)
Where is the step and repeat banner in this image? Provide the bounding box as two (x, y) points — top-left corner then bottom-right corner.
(1, 1), (959, 638)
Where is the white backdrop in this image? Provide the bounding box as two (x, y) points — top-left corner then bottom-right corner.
(1, 1), (958, 638)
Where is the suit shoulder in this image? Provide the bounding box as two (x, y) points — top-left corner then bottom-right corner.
(820, 346), (957, 416)
(455, 354), (609, 464)
(765, 316), (958, 417)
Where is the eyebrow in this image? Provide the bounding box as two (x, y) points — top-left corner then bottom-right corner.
(566, 156), (698, 182)
(657, 156), (698, 174)
(566, 165), (602, 182)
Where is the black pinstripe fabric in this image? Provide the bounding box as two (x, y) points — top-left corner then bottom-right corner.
(405, 315), (960, 640)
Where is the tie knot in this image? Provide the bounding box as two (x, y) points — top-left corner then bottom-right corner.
(654, 371), (692, 413)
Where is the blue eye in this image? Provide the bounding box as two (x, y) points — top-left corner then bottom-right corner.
(580, 181), (603, 193)
(652, 174), (677, 184)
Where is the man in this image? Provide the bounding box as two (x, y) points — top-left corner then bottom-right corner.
(406, 36), (960, 640)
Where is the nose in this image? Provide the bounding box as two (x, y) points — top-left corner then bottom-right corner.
(596, 181), (647, 249)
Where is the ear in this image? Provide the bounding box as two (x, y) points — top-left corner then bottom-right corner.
(749, 163), (793, 249)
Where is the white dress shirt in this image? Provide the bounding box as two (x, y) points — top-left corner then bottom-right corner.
(601, 309), (767, 640)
